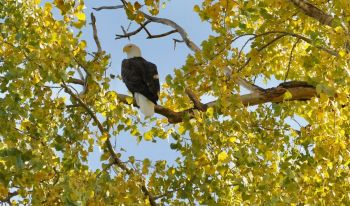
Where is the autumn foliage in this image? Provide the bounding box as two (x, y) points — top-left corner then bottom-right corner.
(1, 0), (350, 205)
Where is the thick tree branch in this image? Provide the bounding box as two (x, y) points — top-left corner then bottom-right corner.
(288, 0), (334, 26)
(67, 78), (317, 123)
(185, 88), (207, 111)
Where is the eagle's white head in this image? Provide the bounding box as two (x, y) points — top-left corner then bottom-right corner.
(123, 43), (142, 58)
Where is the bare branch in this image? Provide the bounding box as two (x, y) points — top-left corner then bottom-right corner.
(285, 38), (301, 81)
(90, 13), (102, 53)
(173, 38), (184, 50)
(115, 20), (152, 39)
(141, 13), (201, 53)
(146, 29), (178, 39)
(93, 5), (124, 11)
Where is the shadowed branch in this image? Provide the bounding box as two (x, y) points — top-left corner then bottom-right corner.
(288, 0), (334, 26)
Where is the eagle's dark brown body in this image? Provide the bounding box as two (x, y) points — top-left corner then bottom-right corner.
(121, 57), (160, 104)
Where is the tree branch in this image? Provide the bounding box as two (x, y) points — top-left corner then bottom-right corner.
(115, 20), (152, 39)
(91, 13), (102, 54)
(285, 38), (301, 81)
(67, 78), (317, 123)
(141, 13), (201, 53)
(288, 0), (334, 26)
(146, 29), (178, 39)
(185, 88), (207, 111)
(93, 5), (124, 11)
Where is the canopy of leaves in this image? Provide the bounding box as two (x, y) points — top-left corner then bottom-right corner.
(0, 0), (350, 205)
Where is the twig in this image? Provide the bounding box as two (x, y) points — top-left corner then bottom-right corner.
(115, 20), (152, 39)
(146, 29), (178, 39)
(93, 5), (124, 11)
(238, 34), (287, 72)
(173, 38), (184, 50)
(284, 38), (301, 81)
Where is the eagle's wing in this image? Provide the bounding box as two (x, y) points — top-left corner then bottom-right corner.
(141, 61), (160, 101)
(121, 57), (160, 104)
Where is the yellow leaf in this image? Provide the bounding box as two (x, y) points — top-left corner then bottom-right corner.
(218, 151), (228, 162)
(144, 131), (153, 141)
(283, 90), (292, 100)
(100, 152), (110, 161)
(229, 137), (236, 143)
(134, 2), (142, 10)
(79, 40), (87, 49)
(194, 5), (200, 12)
(265, 151), (273, 160)
(100, 133), (108, 142)
(339, 50), (346, 57)
(126, 97), (133, 104)
(135, 12), (145, 24)
(72, 20), (85, 29)
(75, 12), (86, 21)
(21, 120), (31, 130)
(206, 107), (214, 118)
(334, 26), (342, 33)
(44, 2), (52, 12)
(178, 125), (186, 134)
(145, 0), (153, 6)
(32, 73), (41, 84)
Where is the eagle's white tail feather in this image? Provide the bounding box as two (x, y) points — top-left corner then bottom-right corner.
(134, 93), (155, 117)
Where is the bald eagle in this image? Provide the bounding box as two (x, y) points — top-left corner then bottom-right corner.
(122, 44), (160, 117)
